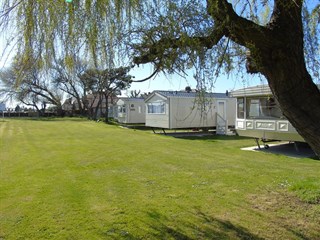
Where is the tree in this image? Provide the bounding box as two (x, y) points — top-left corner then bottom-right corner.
(0, 59), (64, 116)
(51, 59), (91, 116)
(1, 1), (319, 156)
(79, 66), (132, 122)
(129, 90), (141, 98)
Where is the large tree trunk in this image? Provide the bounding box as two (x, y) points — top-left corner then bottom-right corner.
(218, 0), (320, 157)
(262, 53), (320, 157)
(255, 2), (320, 157)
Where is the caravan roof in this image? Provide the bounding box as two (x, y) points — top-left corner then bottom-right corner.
(230, 85), (272, 97)
(145, 90), (230, 102)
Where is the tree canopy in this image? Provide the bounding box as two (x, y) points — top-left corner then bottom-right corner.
(1, 1), (318, 79)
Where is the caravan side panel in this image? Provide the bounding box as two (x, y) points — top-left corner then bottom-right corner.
(145, 95), (169, 128)
(126, 101), (146, 124)
(236, 119), (305, 142)
(226, 98), (236, 126)
(169, 97), (216, 129)
(145, 113), (169, 128)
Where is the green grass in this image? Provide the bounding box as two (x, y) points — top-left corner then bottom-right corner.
(289, 178), (320, 204)
(1, 118), (320, 239)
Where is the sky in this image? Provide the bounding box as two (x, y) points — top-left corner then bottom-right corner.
(123, 63), (267, 97)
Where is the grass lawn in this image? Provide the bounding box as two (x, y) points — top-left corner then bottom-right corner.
(1, 118), (320, 239)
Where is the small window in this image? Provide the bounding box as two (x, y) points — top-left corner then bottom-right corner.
(118, 105), (126, 113)
(237, 98), (244, 119)
(248, 99), (260, 118)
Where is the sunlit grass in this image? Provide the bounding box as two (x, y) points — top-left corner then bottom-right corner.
(1, 118), (319, 239)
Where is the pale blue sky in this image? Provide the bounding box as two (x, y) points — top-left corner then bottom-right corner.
(124, 63), (267, 96)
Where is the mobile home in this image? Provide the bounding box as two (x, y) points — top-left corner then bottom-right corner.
(116, 98), (146, 124)
(231, 85), (305, 146)
(145, 90), (236, 134)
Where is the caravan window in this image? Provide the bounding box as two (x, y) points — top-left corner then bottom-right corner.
(237, 98), (245, 119)
(147, 101), (166, 114)
(118, 105), (126, 113)
(246, 97), (282, 119)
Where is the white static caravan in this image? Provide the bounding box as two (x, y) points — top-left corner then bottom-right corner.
(231, 85), (305, 146)
(116, 98), (146, 124)
(145, 90), (236, 134)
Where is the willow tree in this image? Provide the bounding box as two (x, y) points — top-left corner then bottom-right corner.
(1, 0), (319, 156)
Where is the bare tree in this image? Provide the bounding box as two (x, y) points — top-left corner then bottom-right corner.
(52, 59), (91, 116)
(0, 59), (63, 116)
(129, 90), (141, 98)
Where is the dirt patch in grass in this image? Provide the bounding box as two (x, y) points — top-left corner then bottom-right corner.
(248, 190), (320, 239)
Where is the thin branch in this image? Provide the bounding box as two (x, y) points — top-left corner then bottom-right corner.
(133, 26), (225, 65)
(130, 66), (161, 83)
(0, 0), (22, 18)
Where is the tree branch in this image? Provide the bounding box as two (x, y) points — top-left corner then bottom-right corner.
(133, 26), (226, 65)
(0, 0), (22, 18)
(133, 0), (271, 68)
(130, 66), (161, 83)
(206, 0), (270, 47)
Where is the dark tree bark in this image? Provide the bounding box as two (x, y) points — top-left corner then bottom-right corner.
(255, 1), (320, 157)
(228, 0), (320, 157)
(93, 96), (102, 120)
(215, 0), (320, 156)
(104, 92), (109, 123)
(134, 0), (320, 157)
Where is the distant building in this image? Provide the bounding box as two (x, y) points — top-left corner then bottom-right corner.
(115, 97), (146, 124)
(62, 97), (76, 112)
(0, 102), (6, 112)
(85, 93), (118, 118)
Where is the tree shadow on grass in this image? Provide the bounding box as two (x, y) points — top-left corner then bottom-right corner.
(144, 209), (264, 240)
(101, 228), (141, 240)
(171, 134), (250, 142)
(99, 207), (313, 239)
(285, 228), (313, 240)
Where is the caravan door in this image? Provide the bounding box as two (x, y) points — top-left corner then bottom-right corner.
(216, 100), (227, 134)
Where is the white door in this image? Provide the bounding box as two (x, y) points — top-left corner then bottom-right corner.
(216, 100), (227, 134)
(217, 101), (226, 119)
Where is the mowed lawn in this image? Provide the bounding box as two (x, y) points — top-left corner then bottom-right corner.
(1, 119), (320, 240)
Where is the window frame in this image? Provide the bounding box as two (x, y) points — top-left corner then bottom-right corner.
(246, 97), (283, 119)
(147, 101), (166, 114)
(118, 105), (126, 113)
(237, 98), (245, 119)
